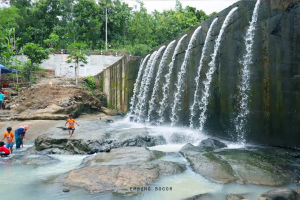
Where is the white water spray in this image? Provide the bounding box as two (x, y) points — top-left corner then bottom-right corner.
(235, 0), (260, 143)
(198, 7), (238, 132)
(134, 52), (157, 116)
(137, 46), (166, 122)
(157, 34), (188, 125)
(171, 26), (202, 126)
(189, 18), (219, 129)
(147, 40), (176, 123)
(129, 54), (150, 115)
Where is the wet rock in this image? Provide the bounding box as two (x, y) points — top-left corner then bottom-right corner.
(151, 150), (166, 159)
(198, 138), (227, 149)
(181, 145), (299, 186)
(169, 133), (197, 144)
(63, 189), (70, 192)
(227, 194), (244, 200)
(180, 144), (236, 183)
(9, 155), (60, 165)
(63, 147), (186, 193)
(184, 193), (214, 200)
(258, 189), (300, 200)
(102, 107), (118, 116)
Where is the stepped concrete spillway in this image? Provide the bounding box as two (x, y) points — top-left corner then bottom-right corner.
(96, 0), (300, 148)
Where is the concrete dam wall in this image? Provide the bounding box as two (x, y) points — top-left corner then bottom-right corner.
(97, 0), (300, 147)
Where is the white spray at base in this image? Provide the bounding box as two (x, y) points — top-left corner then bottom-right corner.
(171, 26), (202, 126)
(198, 7), (238, 132)
(189, 18), (219, 129)
(134, 52), (157, 116)
(137, 46), (166, 122)
(147, 40), (176, 123)
(235, 0), (260, 144)
(129, 54), (150, 115)
(157, 34), (188, 125)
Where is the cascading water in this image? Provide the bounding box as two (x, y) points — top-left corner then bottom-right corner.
(235, 0), (261, 143)
(157, 34), (188, 125)
(147, 40), (176, 123)
(134, 52), (157, 117)
(189, 18), (219, 129)
(198, 7), (238, 132)
(137, 46), (166, 122)
(171, 26), (202, 126)
(128, 54), (150, 115)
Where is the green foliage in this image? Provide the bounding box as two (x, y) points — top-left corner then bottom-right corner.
(85, 76), (96, 90)
(1, 0), (216, 56)
(67, 42), (89, 84)
(44, 33), (59, 48)
(21, 43), (52, 85)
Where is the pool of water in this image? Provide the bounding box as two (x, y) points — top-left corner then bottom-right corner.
(0, 118), (297, 200)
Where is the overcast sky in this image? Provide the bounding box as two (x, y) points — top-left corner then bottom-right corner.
(123, 0), (239, 14)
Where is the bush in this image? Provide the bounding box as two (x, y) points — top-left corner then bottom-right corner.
(85, 76), (96, 90)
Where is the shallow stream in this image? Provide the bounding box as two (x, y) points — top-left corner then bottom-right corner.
(0, 118), (297, 200)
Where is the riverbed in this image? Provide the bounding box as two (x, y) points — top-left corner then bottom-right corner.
(0, 117), (298, 200)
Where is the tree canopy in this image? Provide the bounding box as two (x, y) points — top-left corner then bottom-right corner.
(0, 0), (217, 56)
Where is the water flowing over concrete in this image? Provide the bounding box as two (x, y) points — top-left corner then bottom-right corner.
(137, 46), (166, 122)
(135, 52), (157, 117)
(147, 41), (176, 123)
(129, 54), (150, 115)
(235, 0), (261, 143)
(171, 26), (202, 126)
(157, 34), (188, 125)
(189, 18), (219, 129)
(198, 7), (238, 132)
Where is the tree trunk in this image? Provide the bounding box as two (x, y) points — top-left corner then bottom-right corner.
(30, 62), (33, 87)
(75, 62), (78, 85)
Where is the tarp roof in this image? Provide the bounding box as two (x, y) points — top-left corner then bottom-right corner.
(0, 63), (17, 74)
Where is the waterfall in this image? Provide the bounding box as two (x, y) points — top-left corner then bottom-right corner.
(171, 26), (202, 126)
(137, 46), (166, 122)
(128, 54), (150, 115)
(235, 0), (260, 143)
(134, 52), (157, 117)
(157, 34), (188, 125)
(147, 40), (176, 123)
(198, 7), (238, 132)
(189, 18), (219, 129)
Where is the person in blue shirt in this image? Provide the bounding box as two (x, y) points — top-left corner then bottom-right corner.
(15, 125), (29, 149)
(0, 92), (4, 110)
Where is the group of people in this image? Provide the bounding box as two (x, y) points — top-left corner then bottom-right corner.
(0, 125), (29, 157)
(0, 114), (78, 157)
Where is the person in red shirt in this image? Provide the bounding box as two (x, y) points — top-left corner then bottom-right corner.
(0, 86), (4, 94)
(65, 114), (79, 138)
(0, 141), (10, 157)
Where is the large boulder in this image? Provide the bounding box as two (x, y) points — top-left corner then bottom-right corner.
(258, 189), (300, 200)
(180, 144), (237, 184)
(198, 138), (227, 149)
(6, 155), (59, 166)
(180, 144), (299, 186)
(60, 147), (186, 193)
(33, 128), (166, 154)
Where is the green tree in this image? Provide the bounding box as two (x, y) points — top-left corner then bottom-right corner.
(67, 43), (89, 85)
(44, 33), (59, 48)
(21, 43), (52, 85)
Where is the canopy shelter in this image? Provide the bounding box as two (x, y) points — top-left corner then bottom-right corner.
(0, 63), (18, 86)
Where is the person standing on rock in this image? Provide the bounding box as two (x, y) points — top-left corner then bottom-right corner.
(0, 127), (14, 154)
(15, 125), (29, 149)
(65, 114), (79, 138)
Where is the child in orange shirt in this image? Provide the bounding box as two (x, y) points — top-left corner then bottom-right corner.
(0, 127), (14, 154)
(65, 114), (79, 138)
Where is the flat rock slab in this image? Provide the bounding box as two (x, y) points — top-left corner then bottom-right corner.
(180, 144), (299, 186)
(33, 127), (166, 154)
(5, 155), (59, 166)
(258, 189), (300, 200)
(61, 147), (186, 193)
